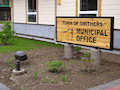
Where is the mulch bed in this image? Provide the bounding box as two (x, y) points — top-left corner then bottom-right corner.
(0, 47), (120, 90)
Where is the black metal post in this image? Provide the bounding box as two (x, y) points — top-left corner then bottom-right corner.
(16, 60), (20, 71)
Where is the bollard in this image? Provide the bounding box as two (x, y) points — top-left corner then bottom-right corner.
(64, 44), (73, 59)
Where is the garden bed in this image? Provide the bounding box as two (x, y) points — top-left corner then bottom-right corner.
(0, 45), (120, 90)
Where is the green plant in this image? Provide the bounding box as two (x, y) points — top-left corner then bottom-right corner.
(65, 81), (72, 85)
(83, 52), (89, 57)
(70, 59), (74, 64)
(61, 75), (72, 85)
(0, 22), (15, 45)
(75, 46), (82, 53)
(50, 78), (56, 84)
(10, 64), (15, 69)
(47, 60), (64, 73)
(7, 59), (12, 64)
(33, 71), (38, 78)
(82, 58), (95, 72)
(42, 77), (48, 83)
(62, 75), (68, 82)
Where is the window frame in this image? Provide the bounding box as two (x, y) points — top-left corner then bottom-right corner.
(27, 0), (37, 24)
(78, 0), (98, 17)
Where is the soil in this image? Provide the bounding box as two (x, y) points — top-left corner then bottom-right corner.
(0, 47), (120, 90)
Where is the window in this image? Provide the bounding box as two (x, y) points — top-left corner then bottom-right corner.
(78, 0), (98, 17)
(27, 0), (37, 23)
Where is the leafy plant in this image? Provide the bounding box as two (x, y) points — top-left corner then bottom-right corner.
(50, 78), (56, 84)
(42, 77), (48, 83)
(62, 75), (68, 82)
(0, 22), (15, 45)
(70, 59), (74, 64)
(33, 71), (38, 78)
(47, 60), (64, 73)
(65, 81), (72, 85)
(10, 64), (15, 69)
(75, 46), (82, 53)
(7, 59), (12, 64)
(83, 52), (89, 57)
(61, 75), (72, 85)
(82, 58), (95, 72)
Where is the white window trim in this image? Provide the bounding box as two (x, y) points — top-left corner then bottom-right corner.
(27, 0), (37, 24)
(78, 0), (98, 16)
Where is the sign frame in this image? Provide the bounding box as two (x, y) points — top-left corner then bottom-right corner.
(56, 17), (114, 50)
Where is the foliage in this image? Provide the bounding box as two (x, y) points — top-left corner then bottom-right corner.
(61, 75), (72, 85)
(50, 78), (56, 84)
(83, 52), (89, 57)
(42, 77), (48, 83)
(33, 72), (38, 78)
(75, 46), (82, 53)
(10, 64), (15, 69)
(61, 75), (68, 82)
(82, 52), (95, 71)
(47, 60), (64, 73)
(0, 22), (14, 45)
(7, 59), (12, 64)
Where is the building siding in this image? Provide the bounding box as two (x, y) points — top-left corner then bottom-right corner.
(101, 0), (120, 29)
(39, 0), (55, 25)
(13, 0), (26, 23)
(57, 0), (76, 16)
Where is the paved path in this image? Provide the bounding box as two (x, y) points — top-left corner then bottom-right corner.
(87, 79), (120, 90)
(0, 82), (10, 90)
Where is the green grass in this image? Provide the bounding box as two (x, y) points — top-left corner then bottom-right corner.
(0, 37), (62, 53)
(0, 21), (11, 24)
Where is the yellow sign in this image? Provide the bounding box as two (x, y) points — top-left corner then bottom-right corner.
(56, 17), (114, 50)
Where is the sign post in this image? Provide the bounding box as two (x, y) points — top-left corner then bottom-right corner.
(56, 17), (114, 65)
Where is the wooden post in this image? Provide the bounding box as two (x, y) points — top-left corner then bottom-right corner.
(64, 44), (73, 59)
(91, 49), (101, 66)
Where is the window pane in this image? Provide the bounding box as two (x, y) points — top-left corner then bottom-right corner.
(80, 0), (97, 11)
(79, 14), (96, 17)
(28, 15), (36, 22)
(28, 0), (36, 12)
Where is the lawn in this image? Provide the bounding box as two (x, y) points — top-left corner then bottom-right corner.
(0, 21), (11, 24)
(0, 37), (62, 53)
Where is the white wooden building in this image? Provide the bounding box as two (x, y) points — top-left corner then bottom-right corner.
(10, 0), (120, 49)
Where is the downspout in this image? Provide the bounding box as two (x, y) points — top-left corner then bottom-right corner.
(11, 0), (14, 31)
(54, 0), (57, 42)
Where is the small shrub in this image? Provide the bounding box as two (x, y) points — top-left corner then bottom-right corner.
(83, 52), (89, 57)
(50, 78), (56, 84)
(7, 59), (12, 64)
(0, 22), (15, 45)
(82, 58), (95, 72)
(33, 72), (38, 78)
(10, 64), (15, 69)
(70, 59), (74, 64)
(42, 77), (48, 83)
(61, 75), (72, 85)
(47, 60), (64, 73)
(75, 46), (82, 53)
(61, 75), (68, 82)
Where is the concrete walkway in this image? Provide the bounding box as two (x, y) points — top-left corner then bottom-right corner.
(87, 79), (120, 90)
(0, 82), (10, 90)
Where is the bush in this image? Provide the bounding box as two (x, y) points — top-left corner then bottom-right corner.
(0, 22), (14, 45)
(75, 46), (82, 53)
(47, 60), (64, 73)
